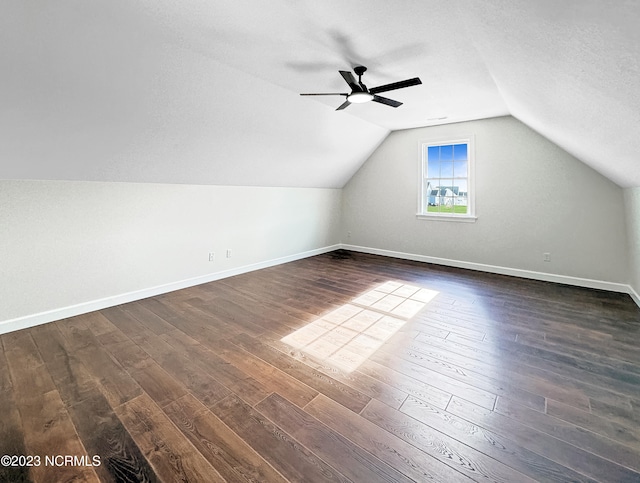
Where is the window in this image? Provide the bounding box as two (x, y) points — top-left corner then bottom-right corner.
(418, 137), (476, 221)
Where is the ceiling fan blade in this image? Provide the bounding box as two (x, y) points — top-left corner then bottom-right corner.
(339, 70), (359, 90)
(300, 93), (348, 96)
(336, 100), (351, 110)
(372, 95), (402, 108)
(370, 77), (422, 94)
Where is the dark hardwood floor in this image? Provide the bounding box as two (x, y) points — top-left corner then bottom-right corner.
(1, 250), (640, 482)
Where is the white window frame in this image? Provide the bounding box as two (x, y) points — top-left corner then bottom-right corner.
(416, 135), (477, 222)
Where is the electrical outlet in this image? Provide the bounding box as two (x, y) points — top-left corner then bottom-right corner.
(208, 252), (215, 262)
(543, 252), (551, 262)
(347, 231), (351, 238)
(226, 249), (232, 258)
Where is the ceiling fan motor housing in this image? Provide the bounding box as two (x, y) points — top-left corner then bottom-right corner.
(353, 65), (367, 76)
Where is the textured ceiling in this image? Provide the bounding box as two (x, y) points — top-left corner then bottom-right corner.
(0, 0), (638, 188)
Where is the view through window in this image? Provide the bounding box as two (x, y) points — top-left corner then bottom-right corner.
(420, 140), (473, 217)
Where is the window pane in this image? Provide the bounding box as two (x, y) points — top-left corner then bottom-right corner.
(439, 180), (454, 189)
(427, 158), (440, 177)
(453, 143), (468, 161)
(453, 160), (467, 178)
(425, 180), (439, 208)
(427, 145), (440, 162)
(440, 144), (453, 161)
(446, 197), (456, 212)
(440, 161), (453, 178)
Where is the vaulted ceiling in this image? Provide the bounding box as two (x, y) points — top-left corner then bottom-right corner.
(1, 1), (638, 188)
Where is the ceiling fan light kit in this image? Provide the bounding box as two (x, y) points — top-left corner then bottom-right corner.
(300, 65), (422, 111)
(347, 92), (373, 103)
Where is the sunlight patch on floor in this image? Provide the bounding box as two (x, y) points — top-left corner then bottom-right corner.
(281, 281), (439, 372)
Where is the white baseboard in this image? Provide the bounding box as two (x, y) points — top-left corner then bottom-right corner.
(629, 285), (640, 308)
(0, 244), (340, 335)
(340, 244), (635, 297)
(3, 242), (637, 335)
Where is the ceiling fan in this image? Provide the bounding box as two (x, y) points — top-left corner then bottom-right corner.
(300, 65), (422, 111)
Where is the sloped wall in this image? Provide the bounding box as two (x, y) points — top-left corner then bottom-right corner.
(0, 22), (389, 189)
(342, 116), (628, 286)
(624, 188), (640, 302)
(0, 180), (341, 332)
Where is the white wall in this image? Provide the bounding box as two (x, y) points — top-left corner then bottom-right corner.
(0, 2), (390, 189)
(624, 188), (640, 301)
(342, 116), (628, 286)
(0, 180), (341, 333)
(2, 117), (635, 335)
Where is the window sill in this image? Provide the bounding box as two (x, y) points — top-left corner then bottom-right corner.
(416, 213), (477, 223)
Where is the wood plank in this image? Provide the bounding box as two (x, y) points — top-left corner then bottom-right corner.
(200, 281), (311, 335)
(305, 393), (474, 483)
(93, 326), (131, 347)
(103, 339), (153, 371)
(139, 297), (242, 341)
(19, 390), (101, 482)
(415, 330), (622, 411)
(186, 297), (267, 337)
(37, 351), (99, 409)
(100, 305), (234, 408)
(164, 394), (287, 483)
(361, 398), (537, 482)
(217, 277), (337, 325)
(211, 394), (350, 483)
(444, 331), (640, 397)
(53, 316), (95, 352)
(256, 393), (409, 482)
(30, 323), (105, 410)
(495, 396), (640, 472)
(378, 339), (546, 411)
(135, 332), (232, 408)
(398, 394), (598, 482)
(192, 337), (319, 408)
(232, 332), (371, 413)
(0, 386), (31, 483)
(414, 314), (486, 341)
(64, 393), (159, 482)
(158, 330), (272, 406)
(0, 340), (13, 393)
(121, 301), (178, 335)
(541, 331), (640, 365)
(546, 398), (640, 449)
(265, 335), (408, 409)
(129, 362), (189, 409)
(4, 335), (100, 482)
(99, 304), (158, 344)
(509, 336), (640, 392)
(56, 318), (143, 408)
(407, 331), (591, 410)
(33, 326), (159, 483)
(589, 397), (640, 428)
(516, 332), (640, 377)
(97, 326), (188, 410)
(28, 323), (70, 362)
(447, 396), (640, 482)
(365, 352), (497, 410)
(357, 358), (453, 410)
(115, 393), (224, 482)
(2, 331), (51, 374)
(80, 311), (120, 337)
